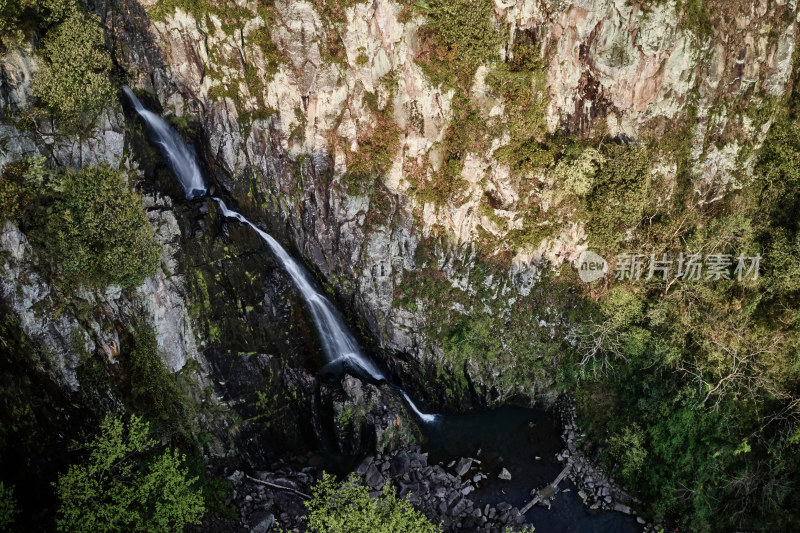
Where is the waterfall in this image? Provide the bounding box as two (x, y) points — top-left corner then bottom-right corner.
(124, 87), (437, 423)
(122, 86), (206, 200)
(213, 199), (386, 381)
(214, 199), (437, 424)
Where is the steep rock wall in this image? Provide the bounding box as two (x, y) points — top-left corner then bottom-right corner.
(95, 0), (798, 405)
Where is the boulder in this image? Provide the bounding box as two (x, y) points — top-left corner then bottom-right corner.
(365, 464), (385, 490)
(455, 457), (473, 477)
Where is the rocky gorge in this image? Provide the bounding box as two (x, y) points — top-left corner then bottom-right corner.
(2, 0), (800, 531)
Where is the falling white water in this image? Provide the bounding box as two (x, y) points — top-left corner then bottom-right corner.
(401, 391), (438, 424)
(124, 86), (437, 423)
(122, 86), (206, 199)
(214, 199), (438, 423)
(214, 199), (385, 378)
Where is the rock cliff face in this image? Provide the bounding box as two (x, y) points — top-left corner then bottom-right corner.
(2, 1), (797, 530)
(1, 0), (798, 462)
(80, 0), (799, 405)
(0, 48), (201, 392)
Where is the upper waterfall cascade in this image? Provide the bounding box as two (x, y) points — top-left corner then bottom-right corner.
(123, 86), (206, 200)
(123, 86), (437, 424)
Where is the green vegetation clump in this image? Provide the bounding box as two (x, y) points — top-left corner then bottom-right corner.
(55, 414), (205, 533)
(483, 40), (552, 180)
(553, 147), (605, 197)
(583, 144), (654, 250)
(344, 89), (401, 194)
(35, 165), (161, 288)
(0, 0), (78, 47)
(304, 472), (440, 532)
(2, 162), (161, 289)
(345, 112), (400, 188)
(486, 42), (548, 147)
(0, 166), (29, 221)
(418, 0), (503, 88)
(0, 482), (17, 530)
(33, 9), (115, 126)
(148, 0), (216, 23)
(128, 324), (186, 433)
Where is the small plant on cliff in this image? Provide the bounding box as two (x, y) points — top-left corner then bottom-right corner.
(304, 472), (440, 532)
(33, 9), (114, 127)
(128, 323), (186, 435)
(418, 0), (504, 88)
(29, 164), (161, 289)
(344, 90), (401, 194)
(553, 147), (606, 197)
(55, 414), (205, 533)
(0, 0), (78, 48)
(487, 40), (551, 175)
(0, 482), (17, 530)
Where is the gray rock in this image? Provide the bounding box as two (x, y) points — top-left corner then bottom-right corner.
(498, 468), (512, 481)
(250, 512), (275, 533)
(365, 464), (385, 490)
(390, 451), (410, 477)
(455, 457), (473, 477)
(355, 457), (374, 476)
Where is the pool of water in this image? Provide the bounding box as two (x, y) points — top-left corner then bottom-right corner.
(422, 406), (642, 533)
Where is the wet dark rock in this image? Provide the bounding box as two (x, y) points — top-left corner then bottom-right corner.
(365, 464), (385, 490)
(455, 457), (473, 477)
(390, 451), (411, 477)
(249, 512), (275, 533)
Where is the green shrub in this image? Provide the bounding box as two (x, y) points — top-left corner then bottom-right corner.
(0, 169), (28, 221)
(493, 138), (554, 173)
(304, 472), (440, 532)
(486, 43), (548, 145)
(0, 0), (77, 48)
(553, 147), (605, 197)
(344, 96), (401, 194)
(0, 482), (17, 530)
(31, 164), (161, 288)
(128, 324), (185, 432)
(54, 414), (205, 532)
(33, 9), (114, 126)
(585, 145), (654, 250)
(606, 423), (647, 484)
(0, 157), (49, 221)
(486, 41), (551, 174)
(419, 0), (503, 87)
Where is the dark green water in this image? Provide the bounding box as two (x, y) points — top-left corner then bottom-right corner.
(423, 406), (642, 533)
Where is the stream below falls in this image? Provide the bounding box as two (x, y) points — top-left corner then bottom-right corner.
(423, 406), (641, 532)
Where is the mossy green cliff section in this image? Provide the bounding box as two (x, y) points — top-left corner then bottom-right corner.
(1, 0), (800, 530)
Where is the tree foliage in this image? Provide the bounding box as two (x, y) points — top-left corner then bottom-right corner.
(28, 164), (161, 288)
(33, 8), (114, 126)
(304, 472), (440, 532)
(55, 414), (205, 533)
(418, 0), (503, 88)
(0, 0), (77, 47)
(0, 482), (17, 531)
